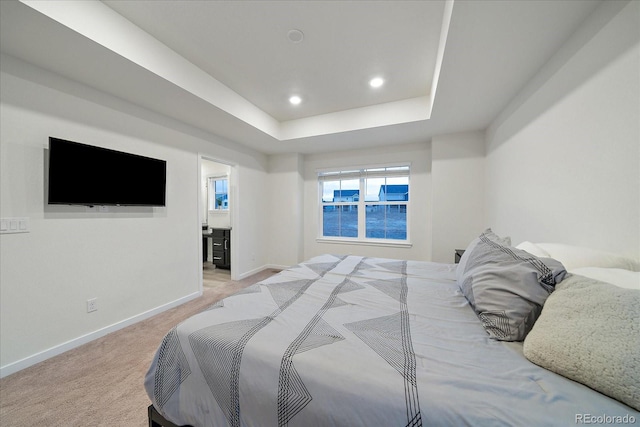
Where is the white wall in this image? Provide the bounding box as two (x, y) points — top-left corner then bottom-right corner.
(302, 142), (432, 261)
(0, 54), (269, 376)
(485, 0), (640, 258)
(267, 153), (304, 268)
(431, 131), (485, 263)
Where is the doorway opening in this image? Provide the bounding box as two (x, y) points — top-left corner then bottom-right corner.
(199, 156), (236, 288)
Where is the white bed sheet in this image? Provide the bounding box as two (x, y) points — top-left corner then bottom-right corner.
(145, 254), (639, 426)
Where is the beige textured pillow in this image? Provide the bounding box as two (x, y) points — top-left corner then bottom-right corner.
(523, 274), (640, 410)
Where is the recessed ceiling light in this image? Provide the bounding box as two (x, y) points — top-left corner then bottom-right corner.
(369, 77), (384, 88)
(289, 95), (302, 105)
(287, 29), (304, 43)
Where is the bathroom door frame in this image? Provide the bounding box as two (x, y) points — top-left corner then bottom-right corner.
(197, 154), (239, 290)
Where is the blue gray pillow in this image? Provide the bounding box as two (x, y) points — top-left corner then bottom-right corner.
(456, 228), (511, 285)
(458, 229), (567, 341)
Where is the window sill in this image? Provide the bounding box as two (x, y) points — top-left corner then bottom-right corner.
(316, 237), (413, 248)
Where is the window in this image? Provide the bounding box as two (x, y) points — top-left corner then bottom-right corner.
(208, 176), (229, 211)
(319, 165), (409, 243)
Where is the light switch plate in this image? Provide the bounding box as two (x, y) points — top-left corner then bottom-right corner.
(0, 217), (29, 234)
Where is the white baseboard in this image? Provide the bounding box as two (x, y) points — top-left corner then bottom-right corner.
(0, 291), (202, 379)
(236, 264), (267, 280)
(266, 263), (290, 271)
(236, 263), (289, 280)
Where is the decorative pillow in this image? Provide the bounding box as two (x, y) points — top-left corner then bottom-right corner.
(536, 243), (640, 271)
(523, 274), (640, 411)
(456, 228), (511, 285)
(570, 267), (640, 290)
(458, 230), (566, 341)
(515, 241), (550, 258)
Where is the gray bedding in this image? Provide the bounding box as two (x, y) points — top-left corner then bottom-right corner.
(145, 254), (639, 426)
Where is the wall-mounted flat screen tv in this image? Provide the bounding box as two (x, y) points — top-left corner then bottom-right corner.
(48, 137), (166, 207)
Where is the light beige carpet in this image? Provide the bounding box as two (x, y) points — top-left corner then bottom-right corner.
(0, 268), (279, 427)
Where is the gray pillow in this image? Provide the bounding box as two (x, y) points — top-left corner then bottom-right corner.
(457, 229), (566, 341)
(456, 228), (511, 284)
(524, 274), (640, 411)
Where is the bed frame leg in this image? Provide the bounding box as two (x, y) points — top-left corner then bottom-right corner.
(148, 404), (192, 427)
(148, 404), (160, 427)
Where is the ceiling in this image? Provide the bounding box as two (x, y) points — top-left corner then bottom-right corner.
(102, 0), (443, 122)
(0, 0), (601, 154)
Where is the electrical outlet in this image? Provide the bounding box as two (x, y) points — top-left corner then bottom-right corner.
(87, 298), (98, 313)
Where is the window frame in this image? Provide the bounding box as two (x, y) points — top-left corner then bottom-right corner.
(317, 164), (411, 247)
(207, 175), (229, 212)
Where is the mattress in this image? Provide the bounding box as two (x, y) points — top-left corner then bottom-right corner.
(145, 254), (638, 426)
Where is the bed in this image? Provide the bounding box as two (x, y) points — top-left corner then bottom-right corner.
(145, 230), (639, 427)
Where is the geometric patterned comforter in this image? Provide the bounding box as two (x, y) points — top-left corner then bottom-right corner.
(145, 254), (638, 426)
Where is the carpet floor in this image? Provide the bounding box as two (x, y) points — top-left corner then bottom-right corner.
(0, 268), (279, 427)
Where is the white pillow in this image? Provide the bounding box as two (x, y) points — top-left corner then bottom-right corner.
(536, 243), (640, 271)
(570, 267), (640, 290)
(515, 241), (550, 258)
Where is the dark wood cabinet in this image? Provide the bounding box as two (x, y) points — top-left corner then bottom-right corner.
(205, 228), (231, 269)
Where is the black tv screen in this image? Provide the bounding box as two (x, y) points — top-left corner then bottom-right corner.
(48, 137), (166, 206)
